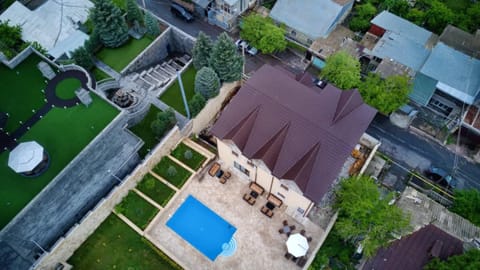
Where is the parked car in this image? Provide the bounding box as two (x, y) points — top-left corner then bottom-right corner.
(170, 3), (194, 22)
(235, 39), (258, 56)
(425, 166), (457, 190)
(313, 78), (327, 89)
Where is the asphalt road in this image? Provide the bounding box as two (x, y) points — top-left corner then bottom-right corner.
(367, 115), (480, 191)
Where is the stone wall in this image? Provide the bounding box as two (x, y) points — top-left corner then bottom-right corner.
(35, 127), (183, 270)
(169, 28), (195, 55)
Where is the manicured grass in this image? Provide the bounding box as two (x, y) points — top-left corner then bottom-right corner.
(171, 143), (206, 170)
(0, 95), (118, 229)
(137, 173), (176, 207)
(152, 156), (192, 188)
(68, 214), (181, 270)
(55, 78), (82, 99)
(0, 54), (49, 132)
(159, 66), (197, 116)
(129, 105), (163, 158)
(96, 36), (154, 72)
(115, 191), (159, 230)
(91, 68), (111, 82)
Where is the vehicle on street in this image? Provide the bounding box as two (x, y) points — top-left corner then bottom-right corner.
(313, 78), (327, 89)
(235, 39), (258, 56)
(170, 3), (194, 22)
(425, 166), (457, 190)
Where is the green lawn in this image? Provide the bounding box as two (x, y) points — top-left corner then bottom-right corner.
(115, 191), (159, 230)
(91, 68), (111, 82)
(129, 105), (163, 158)
(96, 36), (154, 72)
(152, 157), (192, 188)
(171, 143), (206, 170)
(137, 173), (176, 207)
(159, 66), (197, 116)
(0, 94), (118, 229)
(55, 78), (82, 99)
(0, 54), (49, 132)
(68, 214), (181, 270)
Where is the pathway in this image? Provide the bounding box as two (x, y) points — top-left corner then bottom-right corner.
(93, 58), (121, 81)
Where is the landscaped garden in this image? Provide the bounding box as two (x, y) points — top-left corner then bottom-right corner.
(0, 94), (118, 229)
(91, 67), (111, 82)
(171, 142), (206, 170)
(129, 105), (163, 158)
(0, 54), (49, 132)
(137, 173), (176, 207)
(159, 66), (197, 116)
(96, 36), (154, 72)
(152, 156), (192, 188)
(55, 78), (82, 99)
(68, 214), (181, 270)
(115, 191), (159, 230)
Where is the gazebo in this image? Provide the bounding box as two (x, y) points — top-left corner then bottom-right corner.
(8, 141), (49, 176)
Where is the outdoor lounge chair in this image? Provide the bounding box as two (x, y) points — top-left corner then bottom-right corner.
(208, 162), (220, 176)
(243, 193), (256, 205)
(219, 171), (231, 184)
(300, 229), (306, 236)
(261, 205), (274, 218)
(284, 252), (293, 260)
(283, 220), (288, 226)
(307, 236), (312, 242)
(297, 256), (307, 267)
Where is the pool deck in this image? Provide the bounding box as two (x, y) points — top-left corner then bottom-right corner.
(145, 163), (325, 270)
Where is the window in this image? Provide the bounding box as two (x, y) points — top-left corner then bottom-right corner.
(280, 184), (289, 191)
(234, 161), (250, 176)
(232, 151), (238, 157)
(277, 192), (285, 199)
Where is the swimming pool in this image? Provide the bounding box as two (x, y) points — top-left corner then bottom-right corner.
(166, 195), (237, 261)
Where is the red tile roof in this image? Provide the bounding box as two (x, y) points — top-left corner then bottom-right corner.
(363, 224), (464, 270)
(211, 65), (376, 203)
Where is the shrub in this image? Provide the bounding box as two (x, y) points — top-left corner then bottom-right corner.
(184, 150), (193, 160)
(188, 93), (206, 118)
(194, 66), (220, 99)
(167, 166), (177, 177)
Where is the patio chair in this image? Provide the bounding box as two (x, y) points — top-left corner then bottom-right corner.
(260, 206), (273, 218)
(300, 229), (306, 236)
(223, 171), (231, 179)
(219, 176), (227, 184)
(208, 162), (220, 176)
(284, 252), (293, 260)
(290, 225), (296, 231)
(283, 220), (288, 226)
(297, 256), (307, 267)
(243, 193), (255, 205)
(307, 236), (312, 242)
(278, 228), (284, 234)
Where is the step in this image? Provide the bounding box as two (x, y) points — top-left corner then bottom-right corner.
(161, 63), (177, 74)
(168, 59), (183, 70)
(154, 66), (172, 78)
(175, 57), (188, 66)
(158, 65), (175, 76)
(174, 57), (186, 67)
(144, 73), (162, 87)
(150, 69), (168, 81)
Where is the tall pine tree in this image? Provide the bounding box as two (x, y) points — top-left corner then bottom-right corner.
(192, 31), (212, 70)
(209, 32), (243, 82)
(195, 67), (220, 99)
(90, 0), (129, 48)
(126, 0), (143, 24)
(144, 12), (160, 38)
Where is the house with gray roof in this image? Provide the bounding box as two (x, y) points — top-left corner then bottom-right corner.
(269, 0), (354, 45)
(208, 0), (254, 31)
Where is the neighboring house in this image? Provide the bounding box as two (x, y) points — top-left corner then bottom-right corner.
(208, 0), (255, 31)
(269, 0), (354, 46)
(362, 224), (464, 270)
(191, 0), (213, 17)
(367, 11), (480, 139)
(210, 65), (377, 218)
(0, 0), (92, 59)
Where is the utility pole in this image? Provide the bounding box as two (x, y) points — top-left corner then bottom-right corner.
(177, 70), (191, 119)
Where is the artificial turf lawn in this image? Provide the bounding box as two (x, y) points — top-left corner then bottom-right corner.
(115, 191), (159, 230)
(91, 67), (111, 82)
(96, 36), (154, 72)
(137, 173), (176, 207)
(159, 66), (197, 116)
(55, 78), (82, 99)
(129, 105), (163, 158)
(171, 143), (206, 170)
(152, 157), (192, 188)
(0, 54), (49, 132)
(0, 95), (118, 229)
(68, 214), (181, 270)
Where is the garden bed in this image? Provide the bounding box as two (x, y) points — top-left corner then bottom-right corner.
(115, 191), (159, 230)
(152, 156), (192, 188)
(68, 214), (181, 270)
(171, 142), (206, 170)
(129, 105), (163, 158)
(159, 66), (197, 116)
(137, 173), (176, 207)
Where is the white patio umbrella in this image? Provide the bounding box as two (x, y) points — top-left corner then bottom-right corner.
(8, 141), (44, 173)
(286, 233), (309, 258)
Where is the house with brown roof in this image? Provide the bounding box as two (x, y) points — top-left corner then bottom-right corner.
(362, 224), (464, 270)
(210, 65), (377, 217)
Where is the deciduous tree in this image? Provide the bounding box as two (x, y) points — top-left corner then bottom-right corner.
(195, 66), (220, 99)
(188, 92), (206, 117)
(71, 46), (94, 70)
(240, 14), (286, 54)
(425, 0), (454, 34)
(150, 109), (176, 137)
(424, 248), (480, 270)
(349, 3), (376, 32)
(192, 31), (213, 70)
(0, 20), (23, 58)
(335, 175), (410, 257)
(90, 0), (129, 48)
(450, 189), (480, 226)
(321, 51), (361, 90)
(209, 32), (243, 82)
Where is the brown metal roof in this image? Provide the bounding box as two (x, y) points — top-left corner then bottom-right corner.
(211, 65), (376, 203)
(363, 224), (464, 270)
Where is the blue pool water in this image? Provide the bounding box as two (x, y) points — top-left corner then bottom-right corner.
(166, 195), (237, 261)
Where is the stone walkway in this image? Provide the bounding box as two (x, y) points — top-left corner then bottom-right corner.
(93, 58), (121, 81)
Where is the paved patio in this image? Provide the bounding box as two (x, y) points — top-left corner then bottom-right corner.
(145, 163), (324, 270)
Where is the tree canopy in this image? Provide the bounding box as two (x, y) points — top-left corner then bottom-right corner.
(126, 0), (143, 24)
(335, 175), (410, 257)
(188, 92), (206, 118)
(321, 51), (361, 90)
(192, 31), (213, 70)
(71, 46), (94, 70)
(359, 73), (411, 115)
(144, 12), (160, 38)
(90, 0), (129, 48)
(195, 66), (220, 99)
(0, 20), (24, 59)
(150, 109), (176, 137)
(424, 248), (480, 270)
(450, 189), (480, 226)
(349, 3), (377, 32)
(209, 32), (243, 82)
(240, 14), (286, 54)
